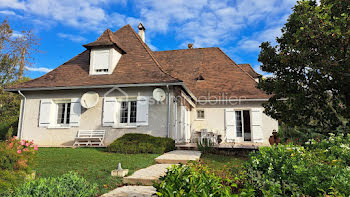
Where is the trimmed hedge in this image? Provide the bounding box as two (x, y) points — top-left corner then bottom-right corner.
(107, 133), (175, 154)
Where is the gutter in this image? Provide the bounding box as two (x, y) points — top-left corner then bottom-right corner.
(197, 98), (270, 102)
(17, 90), (26, 140)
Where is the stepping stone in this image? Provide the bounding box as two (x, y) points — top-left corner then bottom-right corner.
(155, 150), (201, 164)
(101, 186), (156, 197)
(123, 164), (176, 186)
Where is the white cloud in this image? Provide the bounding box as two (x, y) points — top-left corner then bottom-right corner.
(57, 33), (87, 43)
(12, 31), (23, 38)
(0, 0), (25, 9)
(0, 10), (17, 15)
(25, 66), (52, 73)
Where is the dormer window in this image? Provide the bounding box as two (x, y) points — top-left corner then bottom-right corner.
(83, 28), (126, 76)
(92, 49), (110, 74)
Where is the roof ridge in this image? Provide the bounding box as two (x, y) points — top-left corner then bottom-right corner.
(216, 48), (258, 83)
(124, 24), (181, 82)
(154, 47), (218, 53)
(238, 63), (262, 77)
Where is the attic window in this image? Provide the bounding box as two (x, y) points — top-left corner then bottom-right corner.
(91, 49), (110, 75)
(95, 69), (109, 73)
(195, 75), (205, 81)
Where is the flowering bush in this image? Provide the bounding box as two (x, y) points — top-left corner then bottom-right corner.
(0, 136), (38, 193)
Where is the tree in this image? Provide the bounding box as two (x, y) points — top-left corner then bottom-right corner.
(258, 0), (350, 134)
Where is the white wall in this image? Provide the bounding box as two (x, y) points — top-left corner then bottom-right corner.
(190, 101), (278, 144)
(19, 87), (170, 147)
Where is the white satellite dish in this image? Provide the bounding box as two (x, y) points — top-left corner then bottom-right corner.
(80, 92), (99, 109)
(153, 88), (166, 102)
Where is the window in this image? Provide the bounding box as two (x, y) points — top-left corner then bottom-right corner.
(235, 110), (252, 141)
(95, 69), (109, 73)
(56, 102), (71, 125)
(120, 101), (137, 125)
(197, 109), (205, 119)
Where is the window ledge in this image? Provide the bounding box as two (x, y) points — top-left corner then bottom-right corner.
(113, 125), (137, 129)
(195, 119), (205, 121)
(47, 125), (71, 129)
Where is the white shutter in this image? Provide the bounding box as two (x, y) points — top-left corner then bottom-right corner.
(39, 99), (53, 127)
(103, 97), (117, 126)
(180, 106), (186, 141)
(93, 49), (110, 69)
(136, 96), (149, 126)
(225, 108), (235, 142)
(251, 108), (263, 142)
(70, 98), (81, 127)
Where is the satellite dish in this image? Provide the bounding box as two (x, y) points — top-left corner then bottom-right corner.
(80, 92), (99, 109)
(153, 88), (166, 102)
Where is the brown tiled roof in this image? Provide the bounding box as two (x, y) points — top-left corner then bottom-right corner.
(9, 25), (180, 90)
(154, 48), (270, 100)
(83, 29), (125, 53)
(238, 64), (262, 78)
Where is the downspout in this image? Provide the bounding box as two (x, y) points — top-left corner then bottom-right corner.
(166, 85), (171, 138)
(18, 90), (26, 140)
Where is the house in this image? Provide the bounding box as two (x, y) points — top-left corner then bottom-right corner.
(6, 23), (278, 147)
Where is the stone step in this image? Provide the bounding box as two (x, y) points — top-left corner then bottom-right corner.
(123, 164), (176, 186)
(154, 150), (201, 164)
(101, 186), (156, 197)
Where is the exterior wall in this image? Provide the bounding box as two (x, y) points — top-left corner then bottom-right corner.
(190, 101), (278, 144)
(19, 87), (171, 147)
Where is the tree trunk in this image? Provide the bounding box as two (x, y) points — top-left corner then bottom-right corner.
(18, 48), (25, 79)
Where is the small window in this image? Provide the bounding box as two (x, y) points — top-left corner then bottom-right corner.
(197, 109), (205, 119)
(56, 102), (71, 125)
(95, 69), (109, 73)
(120, 101), (137, 125)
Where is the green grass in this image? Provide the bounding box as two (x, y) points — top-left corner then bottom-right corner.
(34, 148), (159, 195)
(200, 153), (248, 178)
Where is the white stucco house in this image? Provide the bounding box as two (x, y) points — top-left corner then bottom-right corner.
(6, 23), (278, 147)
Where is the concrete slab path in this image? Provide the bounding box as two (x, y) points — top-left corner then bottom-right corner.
(103, 150), (201, 196)
(155, 150), (201, 164)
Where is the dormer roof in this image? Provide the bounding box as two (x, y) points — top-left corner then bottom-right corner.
(83, 29), (125, 54)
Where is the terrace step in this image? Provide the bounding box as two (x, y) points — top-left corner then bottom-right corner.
(122, 164), (176, 186)
(154, 150), (201, 164)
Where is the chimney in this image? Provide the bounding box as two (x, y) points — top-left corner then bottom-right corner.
(188, 43), (193, 49)
(138, 23), (146, 42)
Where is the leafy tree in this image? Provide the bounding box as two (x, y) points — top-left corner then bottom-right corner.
(258, 0), (350, 134)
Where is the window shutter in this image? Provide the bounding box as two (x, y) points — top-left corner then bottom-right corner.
(103, 97), (117, 126)
(251, 108), (263, 142)
(39, 99), (53, 127)
(94, 50), (110, 69)
(225, 108), (235, 142)
(70, 98), (81, 127)
(136, 96), (149, 126)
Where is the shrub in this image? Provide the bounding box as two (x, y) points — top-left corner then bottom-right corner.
(6, 172), (97, 197)
(154, 163), (234, 196)
(0, 121), (17, 141)
(197, 138), (216, 153)
(0, 136), (38, 194)
(244, 143), (350, 196)
(107, 133), (175, 154)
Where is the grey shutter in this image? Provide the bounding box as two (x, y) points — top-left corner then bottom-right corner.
(136, 96), (149, 126)
(225, 108), (235, 142)
(70, 98), (81, 127)
(251, 108), (263, 142)
(39, 99), (53, 127)
(103, 97), (117, 126)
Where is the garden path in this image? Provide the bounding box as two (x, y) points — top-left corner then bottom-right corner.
(101, 150), (201, 197)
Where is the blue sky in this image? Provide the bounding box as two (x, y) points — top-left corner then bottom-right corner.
(0, 0), (297, 79)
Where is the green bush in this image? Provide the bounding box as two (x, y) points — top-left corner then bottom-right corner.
(0, 121), (17, 140)
(154, 163), (234, 196)
(0, 136), (38, 194)
(244, 142), (350, 196)
(107, 133), (175, 154)
(6, 172), (97, 197)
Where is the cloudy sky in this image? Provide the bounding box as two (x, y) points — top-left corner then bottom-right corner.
(1, 0), (298, 79)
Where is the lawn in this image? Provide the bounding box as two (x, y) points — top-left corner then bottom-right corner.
(200, 153), (248, 178)
(34, 148), (159, 195)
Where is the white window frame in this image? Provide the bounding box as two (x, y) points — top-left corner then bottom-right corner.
(119, 99), (137, 126)
(90, 48), (111, 75)
(53, 100), (72, 128)
(196, 109), (205, 120)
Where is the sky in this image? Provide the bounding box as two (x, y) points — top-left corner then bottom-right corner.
(0, 0), (298, 79)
